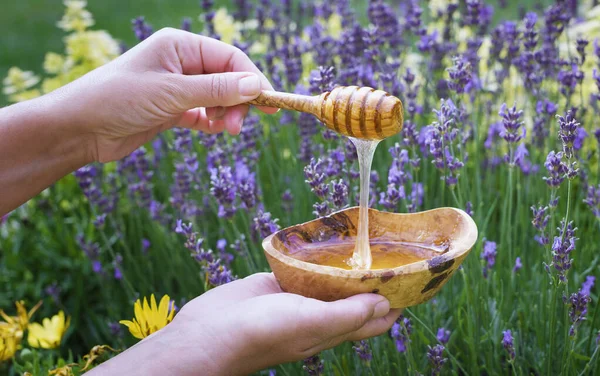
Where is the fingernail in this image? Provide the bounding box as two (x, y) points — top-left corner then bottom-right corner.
(239, 75), (261, 97)
(373, 299), (390, 318)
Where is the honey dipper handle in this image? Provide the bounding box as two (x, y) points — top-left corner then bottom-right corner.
(248, 90), (317, 115)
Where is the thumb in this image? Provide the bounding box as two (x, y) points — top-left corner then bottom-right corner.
(305, 294), (391, 339)
(173, 72), (262, 109)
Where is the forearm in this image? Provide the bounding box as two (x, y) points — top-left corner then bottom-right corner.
(0, 92), (92, 216)
(86, 323), (244, 376)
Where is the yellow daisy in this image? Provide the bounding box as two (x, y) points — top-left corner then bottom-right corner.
(119, 294), (176, 339)
(0, 332), (19, 362)
(0, 300), (42, 332)
(27, 310), (70, 349)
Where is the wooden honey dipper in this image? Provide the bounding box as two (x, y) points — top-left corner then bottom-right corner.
(248, 86), (404, 140)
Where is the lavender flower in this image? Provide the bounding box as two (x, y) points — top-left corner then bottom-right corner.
(558, 64), (584, 99)
(312, 202), (330, 217)
(180, 17), (191, 32)
(391, 315), (412, 353)
(447, 56), (473, 94)
(304, 158), (329, 200)
(427, 344), (447, 376)
(330, 180), (349, 209)
(281, 189), (293, 213)
(502, 330), (515, 361)
(557, 111), (580, 159)
(499, 103), (524, 166)
(352, 340), (372, 364)
(584, 184), (600, 217)
(108, 322), (123, 338)
(513, 257), (522, 273)
(252, 210), (280, 239)
(531, 205), (550, 245)
(407, 183), (424, 213)
(481, 240), (497, 278)
(309, 66), (336, 94)
(132, 17), (153, 41)
(176, 221), (235, 286)
(302, 354), (324, 375)
(568, 277), (593, 337)
(44, 282), (61, 304)
(73, 165), (118, 215)
(577, 38), (589, 64)
(463, 0), (493, 35)
(206, 260), (235, 286)
(582, 276), (596, 296)
(436, 328), (450, 344)
(113, 254), (123, 280)
(141, 238), (150, 255)
(77, 235), (104, 275)
(210, 166), (236, 218)
(543, 151), (568, 188)
(552, 220), (578, 283)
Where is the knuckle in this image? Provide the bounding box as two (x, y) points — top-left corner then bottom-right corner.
(210, 75), (228, 101)
(353, 307), (371, 331)
(152, 27), (180, 45)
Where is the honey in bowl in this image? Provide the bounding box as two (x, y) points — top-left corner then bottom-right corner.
(284, 238), (449, 270)
(263, 206), (478, 308)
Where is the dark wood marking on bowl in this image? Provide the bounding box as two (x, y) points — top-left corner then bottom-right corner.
(361, 273), (376, 282)
(281, 228), (314, 244)
(320, 216), (351, 237)
(421, 272), (449, 294)
(372, 289), (379, 294)
(330, 212), (357, 235)
(427, 257), (455, 274)
(380, 270), (395, 283)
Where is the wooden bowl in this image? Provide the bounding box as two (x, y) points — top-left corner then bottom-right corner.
(262, 207), (478, 308)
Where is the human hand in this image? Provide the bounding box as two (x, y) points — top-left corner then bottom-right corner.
(51, 27), (276, 163)
(88, 273), (402, 376)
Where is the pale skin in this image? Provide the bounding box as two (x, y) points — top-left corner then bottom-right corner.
(0, 28), (402, 375)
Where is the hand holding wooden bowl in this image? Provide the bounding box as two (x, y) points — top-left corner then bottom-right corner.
(262, 207), (478, 309)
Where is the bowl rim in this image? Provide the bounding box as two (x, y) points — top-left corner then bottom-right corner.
(262, 206), (478, 278)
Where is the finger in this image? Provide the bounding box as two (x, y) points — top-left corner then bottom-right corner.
(173, 31), (278, 114)
(177, 32), (274, 91)
(206, 106), (226, 120)
(346, 308), (403, 342)
(224, 104), (250, 135)
(297, 294), (391, 340)
(177, 107), (211, 132)
(206, 119), (226, 134)
(172, 72), (262, 109)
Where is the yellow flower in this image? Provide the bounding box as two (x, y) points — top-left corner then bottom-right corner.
(57, 0), (94, 32)
(42, 77), (65, 94)
(428, 0), (458, 17)
(44, 52), (66, 74)
(211, 7), (242, 44)
(65, 30), (119, 69)
(0, 333), (19, 362)
(2, 67), (40, 96)
(326, 13), (342, 39)
(27, 310), (70, 349)
(119, 294), (176, 339)
(0, 300), (42, 332)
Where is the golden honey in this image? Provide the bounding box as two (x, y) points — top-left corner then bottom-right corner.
(285, 238), (448, 270)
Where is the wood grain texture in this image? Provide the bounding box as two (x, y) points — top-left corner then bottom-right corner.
(262, 207), (478, 309)
(248, 86), (404, 140)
